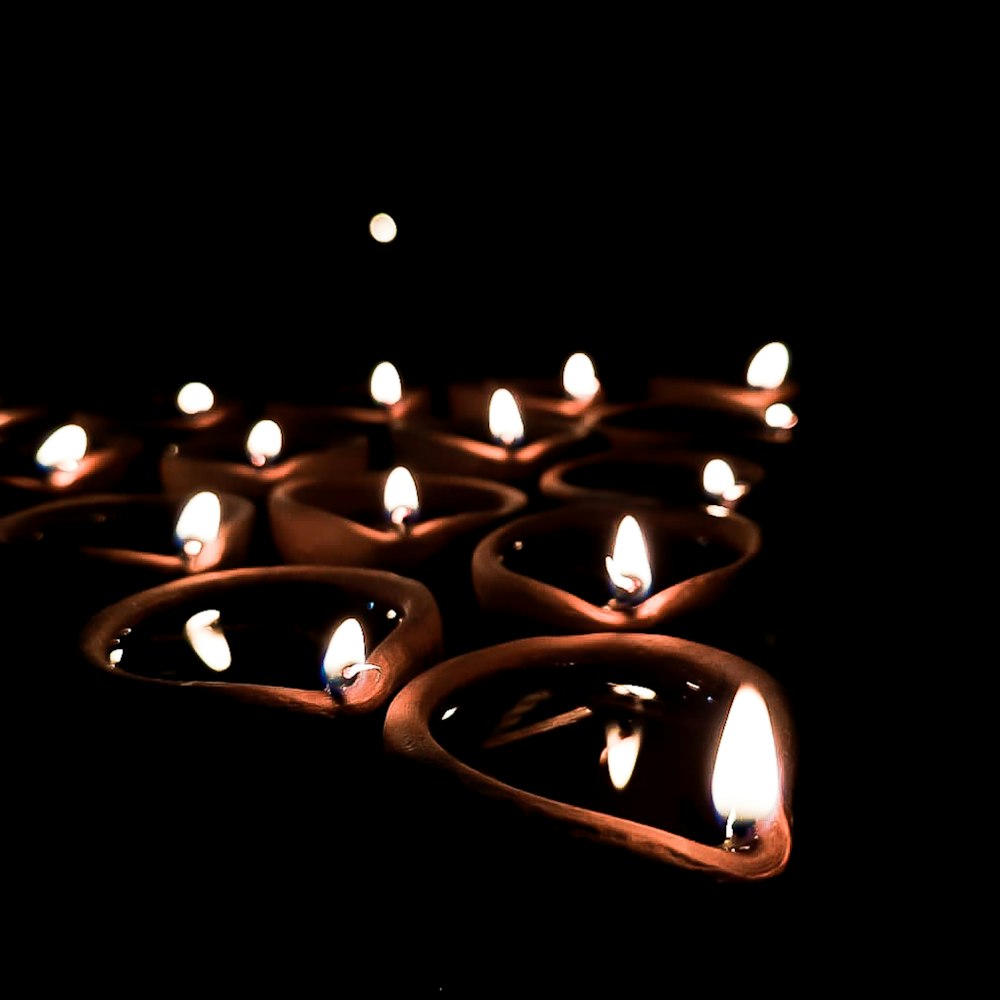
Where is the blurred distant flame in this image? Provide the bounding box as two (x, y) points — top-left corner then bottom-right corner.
(764, 403), (798, 430)
(604, 721), (642, 790)
(176, 382), (215, 415)
(370, 361), (403, 407)
(702, 458), (747, 502)
(746, 342), (790, 389)
(175, 490), (222, 557)
(488, 388), (524, 446)
(369, 212), (398, 243)
(605, 514), (652, 602)
(562, 352), (600, 401)
(36, 423), (87, 473)
(245, 419), (282, 467)
(383, 466), (419, 526)
(711, 684), (781, 834)
(184, 609), (232, 672)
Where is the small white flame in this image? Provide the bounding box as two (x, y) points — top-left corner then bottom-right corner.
(711, 685), (781, 827)
(383, 465), (420, 526)
(36, 423), (88, 472)
(605, 722), (642, 790)
(765, 403), (798, 430)
(562, 352), (600, 401)
(322, 617), (378, 690)
(702, 458), (747, 503)
(609, 683), (657, 701)
(746, 342), (790, 390)
(488, 388), (524, 446)
(369, 212), (398, 243)
(175, 491), (222, 556)
(370, 361), (403, 407)
(175, 382), (215, 415)
(183, 609), (232, 672)
(605, 514), (652, 600)
(245, 419), (283, 467)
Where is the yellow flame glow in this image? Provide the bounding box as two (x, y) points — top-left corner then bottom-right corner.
(370, 361), (403, 406)
(175, 382), (215, 415)
(245, 419), (282, 467)
(383, 466), (420, 525)
(702, 458), (747, 502)
(488, 388), (524, 446)
(322, 617), (367, 687)
(369, 212), (398, 243)
(183, 609), (232, 672)
(746, 342), (790, 389)
(711, 685), (781, 826)
(605, 514), (652, 598)
(562, 352), (600, 401)
(175, 491), (222, 555)
(35, 424), (88, 472)
(605, 722), (642, 790)
(764, 403), (798, 429)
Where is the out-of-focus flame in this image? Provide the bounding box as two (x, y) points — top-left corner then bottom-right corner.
(176, 382), (215, 415)
(245, 419), (282, 467)
(765, 403), (798, 430)
(605, 721), (642, 790)
(609, 682), (657, 701)
(36, 423), (88, 472)
(746, 342), (790, 389)
(562, 352), (600, 401)
(175, 490), (222, 557)
(183, 609), (232, 672)
(370, 361), (403, 406)
(605, 514), (652, 602)
(711, 684), (781, 833)
(369, 212), (398, 243)
(702, 458), (747, 503)
(488, 388), (524, 446)
(383, 465), (419, 526)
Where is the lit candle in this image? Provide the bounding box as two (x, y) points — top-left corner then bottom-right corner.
(471, 502), (761, 636)
(382, 632), (794, 882)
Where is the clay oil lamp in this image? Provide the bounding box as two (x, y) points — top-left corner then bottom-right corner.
(471, 501), (760, 640)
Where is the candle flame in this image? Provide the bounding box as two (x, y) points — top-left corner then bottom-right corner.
(176, 381), (215, 415)
(488, 388), (524, 446)
(245, 419), (282, 467)
(702, 458), (747, 503)
(562, 352), (600, 401)
(609, 682), (657, 701)
(174, 490), (222, 557)
(370, 361), (403, 407)
(711, 684), (781, 828)
(605, 514), (652, 601)
(35, 423), (88, 472)
(746, 342), (790, 390)
(322, 617), (381, 693)
(383, 465), (420, 525)
(369, 212), (398, 243)
(183, 608), (232, 672)
(604, 721), (642, 790)
(765, 403), (798, 429)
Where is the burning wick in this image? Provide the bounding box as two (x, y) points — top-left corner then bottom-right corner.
(383, 465), (419, 534)
(605, 514), (652, 610)
(245, 419), (283, 468)
(322, 617), (382, 703)
(174, 490), (222, 561)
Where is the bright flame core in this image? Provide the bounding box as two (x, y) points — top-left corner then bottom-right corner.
(562, 352), (600, 401)
(245, 419), (282, 467)
(765, 403), (798, 429)
(605, 722), (642, 790)
(183, 609), (232, 672)
(384, 466), (419, 526)
(36, 424), (88, 472)
(176, 382), (215, 415)
(488, 388), (524, 446)
(711, 684), (781, 827)
(175, 491), (222, 556)
(605, 514), (652, 601)
(369, 213), (398, 243)
(370, 361), (403, 407)
(702, 458), (746, 502)
(322, 617), (367, 689)
(746, 342), (790, 389)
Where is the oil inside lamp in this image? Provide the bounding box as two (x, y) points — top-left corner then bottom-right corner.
(322, 616), (382, 701)
(711, 683), (781, 850)
(245, 419), (283, 468)
(175, 381), (215, 416)
(174, 490), (222, 559)
(383, 465), (419, 531)
(745, 341), (791, 390)
(765, 402), (798, 429)
(562, 352), (601, 402)
(702, 458), (748, 505)
(604, 514), (652, 609)
(370, 361), (403, 408)
(183, 608), (232, 672)
(488, 388), (525, 447)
